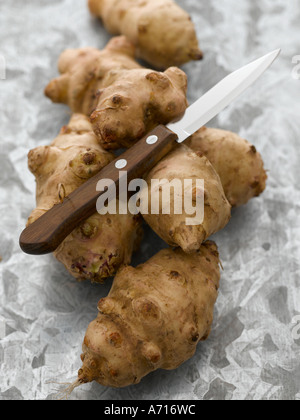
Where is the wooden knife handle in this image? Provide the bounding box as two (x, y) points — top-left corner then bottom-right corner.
(19, 125), (178, 255)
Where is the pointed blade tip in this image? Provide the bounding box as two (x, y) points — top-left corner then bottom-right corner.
(266, 48), (281, 61)
(169, 49), (281, 142)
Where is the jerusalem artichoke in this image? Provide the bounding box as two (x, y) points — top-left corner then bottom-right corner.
(45, 36), (188, 150)
(45, 36), (141, 115)
(140, 145), (231, 253)
(77, 241), (220, 388)
(88, 0), (203, 69)
(186, 127), (268, 207)
(90, 66), (188, 149)
(27, 114), (143, 283)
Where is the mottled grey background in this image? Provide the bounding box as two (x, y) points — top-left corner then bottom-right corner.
(0, 0), (300, 401)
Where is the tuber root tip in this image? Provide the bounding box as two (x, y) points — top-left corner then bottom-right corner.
(46, 378), (84, 400)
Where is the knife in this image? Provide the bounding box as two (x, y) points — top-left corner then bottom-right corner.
(19, 49), (280, 255)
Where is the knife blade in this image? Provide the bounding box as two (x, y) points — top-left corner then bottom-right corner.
(168, 49), (281, 142)
(19, 49), (280, 255)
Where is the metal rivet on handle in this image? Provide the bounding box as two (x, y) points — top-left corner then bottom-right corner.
(146, 135), (158, 145)
(115, 159), (127, 169)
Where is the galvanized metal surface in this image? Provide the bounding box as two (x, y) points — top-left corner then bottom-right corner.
(0, 0), (299, 400)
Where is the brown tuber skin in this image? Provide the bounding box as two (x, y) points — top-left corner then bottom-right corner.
(90, 66), (188, 149)
(45, 36), (141, 115)
(186, 127), (268, 207)
(88, 0), (203, 69)
(54, 210), (143, 283)
(78, 241), (220, 388)
(27, 114), (115, 225)
(45, 36), (188, 150)
(140, 145), (232, 253)
(27, 114), (143, 283)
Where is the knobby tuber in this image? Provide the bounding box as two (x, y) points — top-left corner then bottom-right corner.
(27, 114), (143, 282)
(186, 127), (268, 207)
(90, 66), (188, 150)
(74, 241), (220, 388)
(88, 0), (203, 69)
(140, 145), (231, 253)
(45, 36), (188, 150)
(45, 36), (140, 115)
